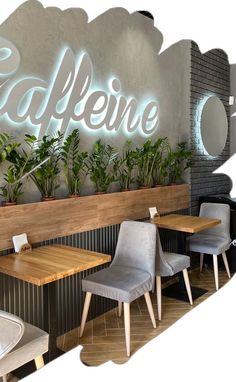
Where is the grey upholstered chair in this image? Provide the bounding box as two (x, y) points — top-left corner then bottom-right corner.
(0, 310), (49, 382)
(79, 220), (157, 357)
(156, 228), (193, 320)
(188, 202), (231, 290)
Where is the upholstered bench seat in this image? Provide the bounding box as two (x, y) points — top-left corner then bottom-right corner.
(0, 310), (49, 380)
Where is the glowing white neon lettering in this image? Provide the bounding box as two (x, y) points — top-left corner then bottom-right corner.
(0, 40), (159, 137)
(0, 37), (20, 77)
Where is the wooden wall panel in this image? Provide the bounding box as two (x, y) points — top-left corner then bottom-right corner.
(0, 184), (190, 250)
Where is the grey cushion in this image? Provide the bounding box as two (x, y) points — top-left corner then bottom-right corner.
(0, 321), (49, 377)
(158, 252), (190, 277)
(155, 229), (190, 277)
(0, 310), (24, 361)
(197, 203), (231, 239)
(82, 265), (152, 303)
(188, 203), (231, 256)
(112, 221), (157, 280)
(82, 220), (157, 303)
(188, 233), (231, 255)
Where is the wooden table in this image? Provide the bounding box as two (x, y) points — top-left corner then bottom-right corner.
(152, 214), (221, 234)
(152, 214), (221, 301)
(0, 245), (111, 361)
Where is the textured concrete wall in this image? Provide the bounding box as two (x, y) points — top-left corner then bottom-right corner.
(0, 0), (191, 202)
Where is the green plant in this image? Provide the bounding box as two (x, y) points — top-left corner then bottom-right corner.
(113, 140), (137, 190)
(157, 156), (170, 185)
(0, 165), (23, 203)
(87, 139), (118, 193)
(167, 142), (192, 184)
(152, 137), (169, 185)
(61, 129), (88, 196)
(135, 140), (156, 187)
(29, 132), (63, 199)
(0, 133), (20, 164)
(1, 135), (38, 203)
(7, 134), (38, 169)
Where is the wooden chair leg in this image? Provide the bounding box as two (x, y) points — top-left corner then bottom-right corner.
(118, 301), (122, 317)
(213, 255), (219, 290)
(124, 303), (130, 357)
(200, 253), (204, 272)
(144, 292), (156, 328)
(34, 355), (44, 369)
(182, 269), (193, 305)
(80, 292), (92, 337)
(156, 276), (162, 321)
(222, 252), (231, 278)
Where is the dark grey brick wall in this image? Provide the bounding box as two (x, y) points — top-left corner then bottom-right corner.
(190, 41), (231, 215)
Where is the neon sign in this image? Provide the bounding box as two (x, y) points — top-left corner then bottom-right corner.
(0, 37), (159, 138)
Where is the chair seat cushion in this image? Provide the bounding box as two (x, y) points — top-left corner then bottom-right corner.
(188, 234), (231, 255)
(0, 322), (49, 377)
(0, 311), (24, 361)
(82, 265), (152, 303)
(157, 252), (190, 277)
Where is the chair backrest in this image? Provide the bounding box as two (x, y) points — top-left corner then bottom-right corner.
(111, 221), (157, 279)
(155, 228), (174, 276)
(0, 310), (25, 360)
(199, 202), (231, 239)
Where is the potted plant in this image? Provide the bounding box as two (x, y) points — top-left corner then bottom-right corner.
(167, 142), (192, 184)
(61, 129), (88, 197)
(29, 133), (63, 201)
(113, 140), (137, 191)
(152, 137), (169, 186)
(0, 132), (20, 164)
(0, 165), (24, 206)
(87, 139), (118, 194)
(1, 135), (37, 205)
(136, 140), (155, 188)
(157, 156), (170, 186)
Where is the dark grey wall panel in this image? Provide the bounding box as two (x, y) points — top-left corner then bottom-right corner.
(190, 41), (231, 214)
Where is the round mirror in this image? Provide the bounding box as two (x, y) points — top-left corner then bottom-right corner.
(200, 96), (228, 156)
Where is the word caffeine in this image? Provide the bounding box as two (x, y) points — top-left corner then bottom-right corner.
(0, 38), (159, 137)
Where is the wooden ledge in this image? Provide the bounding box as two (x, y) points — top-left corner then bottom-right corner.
(0, 184), (190, 251)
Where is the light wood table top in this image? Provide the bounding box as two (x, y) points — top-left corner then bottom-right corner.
(152, 214), (221, 233)
(0, 245), (111, 286)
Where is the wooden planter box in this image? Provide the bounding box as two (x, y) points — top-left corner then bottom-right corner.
(0, 184), (190, 251)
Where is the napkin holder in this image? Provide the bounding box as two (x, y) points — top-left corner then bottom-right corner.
(12, 233), (32, 255)
(149, 207), (160, 221)
(18, 242), (32, 255)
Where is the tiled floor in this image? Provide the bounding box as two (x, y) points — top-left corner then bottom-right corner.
(57, 268), (231, 365)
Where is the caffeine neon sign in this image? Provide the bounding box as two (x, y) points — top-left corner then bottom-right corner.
(0, 37), (159, 138)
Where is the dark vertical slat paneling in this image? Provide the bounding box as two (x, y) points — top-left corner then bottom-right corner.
(0, 214), (182, 334)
